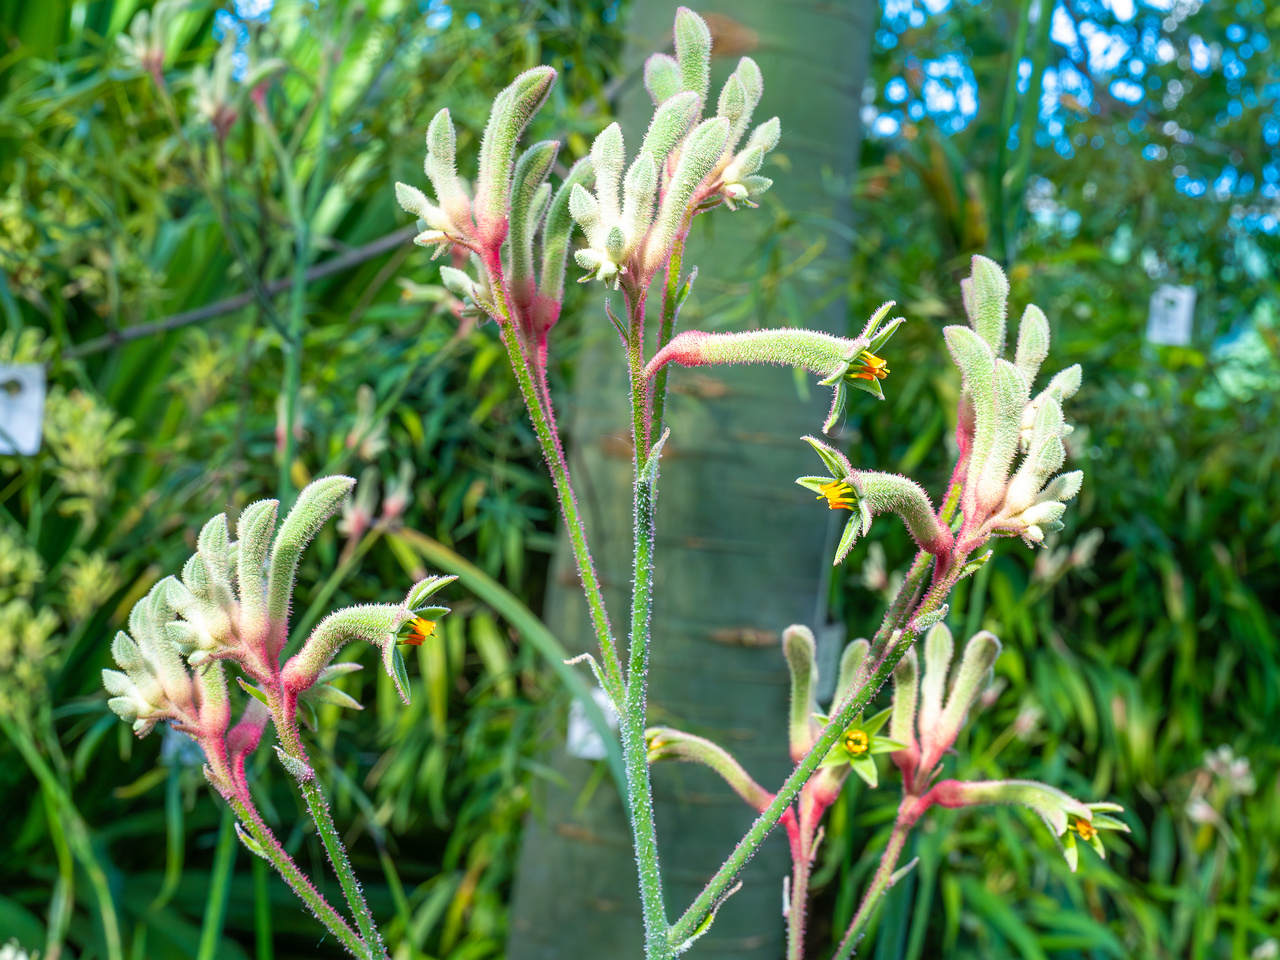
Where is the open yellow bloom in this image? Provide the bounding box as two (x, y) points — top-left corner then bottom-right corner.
(847, 350), (890, 382)
(398, 616), (437, 646)
(818, 480), (856, 511)
(843, 729), (870, 756)
(1071, 816), (1097, 842)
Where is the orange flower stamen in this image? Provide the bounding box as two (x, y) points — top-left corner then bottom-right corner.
(399, 616), (437, 646)
(848, 350), (890, 382)
(818, 480), (856, 511)
(1073, 817), (1097, 841)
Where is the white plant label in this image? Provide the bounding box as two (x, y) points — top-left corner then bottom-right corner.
(0, 364), (45, 455)
(1146, 285), (1196, 346)
(566, 686), (620, 760)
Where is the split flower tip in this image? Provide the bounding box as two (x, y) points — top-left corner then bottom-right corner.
(816, 706), (905, 788)
(797, 435), (950, 565)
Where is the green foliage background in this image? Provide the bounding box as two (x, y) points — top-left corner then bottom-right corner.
(0, 1), (1277, 959)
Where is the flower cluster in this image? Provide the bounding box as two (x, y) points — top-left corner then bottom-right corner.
(394, 7), (780, 362)
(569, 10), (779, 287)
(116, 0), (183, 82)
(944, 256), (1083, 549)
(42, 387), (132, 530)
(889, 623), (1129, 871)
(394, 66), (564, 349)
(101, 476), (455, 800)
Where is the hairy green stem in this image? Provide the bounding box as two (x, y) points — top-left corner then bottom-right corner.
(667, 620), (924, 949)
(1, 717), (123, 960)
(299, 776), (381, 956)
(786, 835), (812, 960)
(873, 551), (933, 652)
(624, 314), (671, 959)
(227, 795), (368, 957)
(831, 819), (912, 960)
(485, 253), (625, 704)
(269, 695), (383, 958)
(650, 239), (686, 439)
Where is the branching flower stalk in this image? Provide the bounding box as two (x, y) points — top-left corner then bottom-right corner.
(102, 8), (1122, 959)
(394, 9), (786, 955)
(389, 7), (1121, 958)
(102, 476), (457, 960)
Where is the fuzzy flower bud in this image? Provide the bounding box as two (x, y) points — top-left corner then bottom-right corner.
(475, 67), (557, 251)
(645, 726), (774, 812)
(783, 625), (819, 762)
(648, 303), (904, 434)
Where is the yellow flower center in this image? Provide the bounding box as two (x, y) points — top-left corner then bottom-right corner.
(843, 729), (870, 756)
(848, 350), (890, 382)
(400, 617), (436, 646)
(1073, 817), (1097, 841)
(818, 480), (856, 511)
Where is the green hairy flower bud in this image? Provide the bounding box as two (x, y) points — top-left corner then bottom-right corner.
(972, 359), (1030, 516)
(921, 781), (1128, 871)
(1014, 304), (1051, 384)
(725, 58), (763, 148)
(920, 629), (1001, 770)
(474, 66), (557, 251)
(640, 90), (701, 165)
(673, 7), (712, 106)
(645, 303), (904, 432)
(507, 140), (560, 305)
(888, 646), (921, 785)
(646, 726), (774, 812)
(591, 122), (625, 225)
(622, 152), (658, 252)
(916, 622), (954, 745)
(961, 255), (1010, 356)
(537, 157), (594, 308)
(281, 575), (456, 706)
(783, 625), (819, 762)
(644, 52), (681, 106)
(716, 74), (747, 126)
(642, 117), (729, 275)
(266, 477), (355, 653)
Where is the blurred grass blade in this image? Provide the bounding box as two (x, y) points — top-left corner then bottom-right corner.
(197, 808), (238, 960)
(391, 529), (626, 803)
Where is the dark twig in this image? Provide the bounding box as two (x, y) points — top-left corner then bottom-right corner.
(64, 226), (418, 359)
